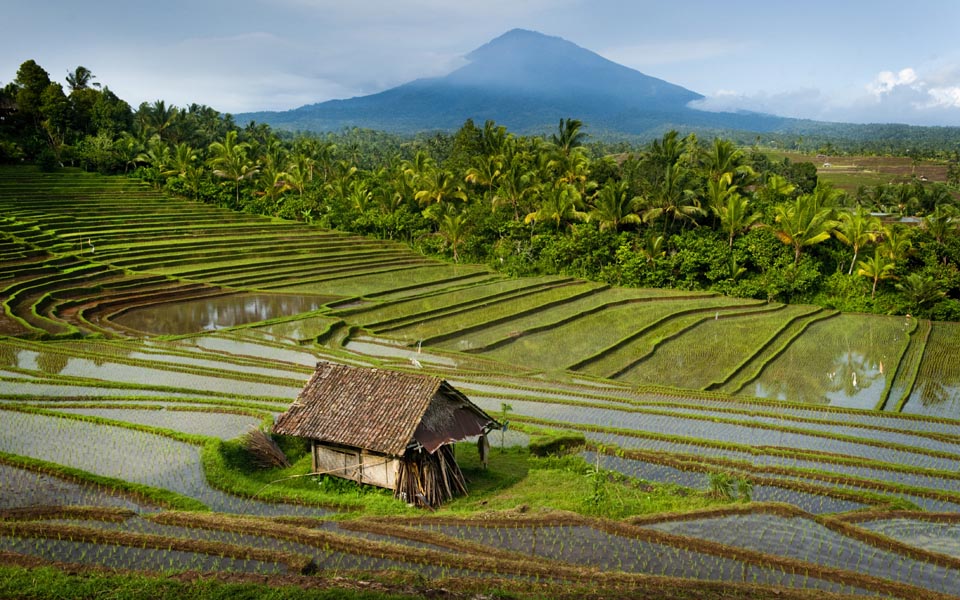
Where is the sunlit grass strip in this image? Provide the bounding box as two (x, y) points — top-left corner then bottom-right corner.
(630, 503), (960, 576)
(874, 317), (921, 410)
(903, 321), (960, 413)
(0, 506), (137, 523)
(0, 371), (293, 404)
(694, 304), (823, 391)
(388, 513), (955, 599)
(199, 258), (433, 290)
(600, 443), (959, 509)
(719, 309), (839, 395)
(878, 319), (933, 413)
(356, 277), (572, 332)
(248, 262), (438, 292)
(24, 396), (288, 414)
(377, 283), (595, 345)
(0, 521), (313, 574)
(452, 372), (960, 434)
(3, 337), (305, 389)
(467, 391), (960, 465)
(0, 452), (206, 511)
(1, 404), (216, 446)
(329, 276), (547, 321)
(509, 413), (958, 500)
(597, 304), (787, 381)
(148, 511), (580, 581)
(398, 283), (607, 347)
(365, 272), (500, 302)
(479, 297), (736, 372)
(566, 298), (767, 373)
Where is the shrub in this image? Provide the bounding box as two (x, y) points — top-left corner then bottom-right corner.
(528, 431), (586, 457)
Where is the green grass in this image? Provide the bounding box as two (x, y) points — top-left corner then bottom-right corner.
(481, 296), (751, 373)
(201, 435), (723, 521)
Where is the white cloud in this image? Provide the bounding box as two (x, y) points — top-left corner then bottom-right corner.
(866, 68), (918, 96)
(927, 86), (960, 109)
(691, 65), (960, 126)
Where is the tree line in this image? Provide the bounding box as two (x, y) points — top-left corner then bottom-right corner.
(3, 60), (959, 320)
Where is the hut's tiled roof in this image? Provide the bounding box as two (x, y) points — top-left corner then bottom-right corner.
(274, 362), (495, 456)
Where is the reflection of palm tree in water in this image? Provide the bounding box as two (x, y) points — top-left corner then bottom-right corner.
(826, 323), (886, 398)
(915, 380), (955, 408)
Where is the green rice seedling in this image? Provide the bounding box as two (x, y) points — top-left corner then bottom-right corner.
(739, 314), (911, 409)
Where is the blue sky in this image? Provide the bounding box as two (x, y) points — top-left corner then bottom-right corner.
(5, 0), (960, 126)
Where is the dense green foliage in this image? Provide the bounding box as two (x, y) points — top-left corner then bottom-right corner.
(3, 60), (960, 319)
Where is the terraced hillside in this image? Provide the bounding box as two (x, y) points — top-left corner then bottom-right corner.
(2, 166), (960, 599)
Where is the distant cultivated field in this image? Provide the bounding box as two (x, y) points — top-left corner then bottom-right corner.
(764, 150), (950, 193)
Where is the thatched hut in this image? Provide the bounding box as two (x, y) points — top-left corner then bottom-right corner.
(274, 362), (499, 506)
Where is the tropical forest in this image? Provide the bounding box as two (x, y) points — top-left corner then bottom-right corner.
(3, 55), (960, 600)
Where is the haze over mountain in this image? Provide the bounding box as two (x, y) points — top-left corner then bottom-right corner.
(233, 29), (921, 140)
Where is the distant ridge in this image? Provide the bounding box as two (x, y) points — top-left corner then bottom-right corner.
(232, 29), (832, 139)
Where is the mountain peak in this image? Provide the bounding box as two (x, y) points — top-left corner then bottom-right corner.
(237, 29), (731, 136)
(446, 29), (702, 107)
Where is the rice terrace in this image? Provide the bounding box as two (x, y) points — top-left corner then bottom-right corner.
(2, 164), (960, 599)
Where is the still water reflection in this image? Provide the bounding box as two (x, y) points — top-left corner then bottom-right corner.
(739, 314), (910, 410)
(111, 293), (334, 335)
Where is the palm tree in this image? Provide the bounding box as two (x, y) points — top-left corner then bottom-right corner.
(757, 173), (796, 207)
(401, 150), (435, 188)
(703, 138), (756, 185)
(923, 204), (957, 244)
(890, 184), (920, 216)
(208, 130), (258, 207)
(169, 142), (197, 176)
(414, 168), (467, 209)
(143, 100), (179, 141)
(464, 154), (502, 190)
(551, 118), (586, 156)
(524, 183), (587, 231)
(878, 224), (913, 262)
(896, 273), (945, 311)
(589, 180), (641, 232)
(492, 161), (537, 221)
(436, 207), (471, 262)
(65, 66), (96, 92)
(347, 178), (373, 212)
(480, 120), (509, 157)
(641, 234), (666, 264)
(285, 152), (315, 199)
(857, 248), (896, 299)
(134, 136), (172, 188)
(835, 206), (882, 274)
(642, 163), (702, 235)
(553, 149), (595, 196)
(713, 187), (762, 248)
(771, 193), (839, 265)
(645, 130), (684, 172)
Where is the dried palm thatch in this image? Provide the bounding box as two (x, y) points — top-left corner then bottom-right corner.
(242, 427), (291, 469)
(395, 445), (467, 507)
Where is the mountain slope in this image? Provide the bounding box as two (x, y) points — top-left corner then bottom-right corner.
(237, 29), (785, 137)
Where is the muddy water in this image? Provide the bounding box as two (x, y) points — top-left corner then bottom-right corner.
(110, 293), (336, 335)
